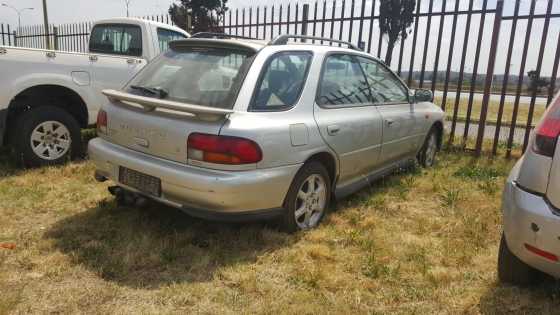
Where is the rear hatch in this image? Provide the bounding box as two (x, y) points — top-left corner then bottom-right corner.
(98, 39), (257, 164)
(530, 92), (560, 209)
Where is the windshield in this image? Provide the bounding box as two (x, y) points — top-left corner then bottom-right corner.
(127, 47), (254, 109)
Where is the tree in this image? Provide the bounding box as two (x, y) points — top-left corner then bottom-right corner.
(527, 70), (549, 94)
(379, 0), (416, 66)
(169, 0), (228, 34)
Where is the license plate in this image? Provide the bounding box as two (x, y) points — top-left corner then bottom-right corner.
(119, 167), (161, 197)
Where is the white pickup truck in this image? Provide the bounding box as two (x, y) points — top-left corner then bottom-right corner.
(0, 17), (189, 166)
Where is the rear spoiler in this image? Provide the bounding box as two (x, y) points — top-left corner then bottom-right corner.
(102, 89), (234, 122)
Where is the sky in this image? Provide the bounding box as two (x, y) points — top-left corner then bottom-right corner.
(0, 0), (559, 76)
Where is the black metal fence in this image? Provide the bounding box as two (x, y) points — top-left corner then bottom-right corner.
(221, 0), (560, 157)
(1, 2), (560, 157)
(0, 15), (174, 52)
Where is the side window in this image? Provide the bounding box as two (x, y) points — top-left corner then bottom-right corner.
(157, 28), (187, 52)
(357, 57), (409, 104)
(317, 54), (372, 107)
(251, 51), (312, 111)
(89, 24), (142, 57)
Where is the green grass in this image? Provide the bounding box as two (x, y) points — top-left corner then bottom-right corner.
(1, 148), (559, 314)
(437, 96), (547, 128)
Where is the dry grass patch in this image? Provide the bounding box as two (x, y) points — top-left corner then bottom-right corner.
(1, 148), (560, 314)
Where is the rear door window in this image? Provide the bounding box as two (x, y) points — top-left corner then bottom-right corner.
(89, 24), (142, 57)
(157, 28), (188, 52)
(316, 54), (372, 107)
(251, 51), (313, 111)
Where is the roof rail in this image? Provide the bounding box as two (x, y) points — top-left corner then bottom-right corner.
(191, 32), (257, 41)
(269, 35), (362, 51)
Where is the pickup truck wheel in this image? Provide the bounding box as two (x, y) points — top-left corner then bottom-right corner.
(418, 128), (439, 168)
(12, 106), (82, 167)
(281, 162), (331, 233)
(498, 233), (539, 286)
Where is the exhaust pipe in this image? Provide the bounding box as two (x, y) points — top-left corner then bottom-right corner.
(94, 171), (108, 182)
(108, 186), (123, 196)
(108, 186), (150, 208)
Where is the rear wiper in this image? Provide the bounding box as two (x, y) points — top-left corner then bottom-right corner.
(130, 85), (168, 99)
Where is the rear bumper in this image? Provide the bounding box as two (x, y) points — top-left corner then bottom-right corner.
(503, 177), (560, 278)
(88, 138), (301, 217)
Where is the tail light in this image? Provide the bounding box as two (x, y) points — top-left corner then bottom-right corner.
(532, 96), (560, 157)
(187, 133), (262, 165)
(97, 109), (108, 135)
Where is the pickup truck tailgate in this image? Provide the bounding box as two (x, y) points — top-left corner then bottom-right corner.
(102, 101), (226, 164)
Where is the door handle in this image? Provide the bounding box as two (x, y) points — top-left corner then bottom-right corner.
(89, 55), (98, 62)
(327, 125), (340, 136)
(127, 58), (140, 64)
(386, 119), (395, 126)
(0, 48), (6, 55)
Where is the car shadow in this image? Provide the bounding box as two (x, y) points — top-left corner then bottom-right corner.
(478, 277), (560, 314)
(46, 199), (297, 289)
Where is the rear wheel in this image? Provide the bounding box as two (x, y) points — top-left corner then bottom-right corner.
(498, 233), (539, 285)
(11, 106), (82, 167)
(281, 162), (331, 233)
(418, 128), (439, 168)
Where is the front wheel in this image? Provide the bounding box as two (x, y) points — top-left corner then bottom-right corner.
(11, 106), (82, 167)
(418, 128), (439, 168)
(281, 162), (331, 233)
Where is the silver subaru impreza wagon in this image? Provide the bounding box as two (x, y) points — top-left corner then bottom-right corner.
(89, 33), (444, 232)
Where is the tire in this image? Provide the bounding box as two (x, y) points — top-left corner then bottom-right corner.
(418, 127), (439, 168)
(11, 106), (82, 167)
(281, 161), (331, 233)
(498, 233), (539, 286)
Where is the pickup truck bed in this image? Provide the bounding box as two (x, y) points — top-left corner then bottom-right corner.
(0, 18), (189, 166)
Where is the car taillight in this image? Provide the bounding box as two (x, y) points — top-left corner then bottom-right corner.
(187, 133), (263, 165)
(97, 110), (107, 135)
(533, 97), (560, 157)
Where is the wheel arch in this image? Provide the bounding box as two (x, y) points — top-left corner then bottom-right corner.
(4, 84), (89, 146)
(7, 84), (89, 127)
(303, 151), (338, 188)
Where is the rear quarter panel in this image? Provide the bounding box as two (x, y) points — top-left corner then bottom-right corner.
(0, 47), (98, 119)
(220, 46), (337, 170)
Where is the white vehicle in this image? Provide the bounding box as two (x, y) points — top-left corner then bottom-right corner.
(499, 91), (560, 285)
(0, 18), (189, 166)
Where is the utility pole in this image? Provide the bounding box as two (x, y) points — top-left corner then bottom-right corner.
(125, 0), (131, 17)
(42, 0), (50, 49)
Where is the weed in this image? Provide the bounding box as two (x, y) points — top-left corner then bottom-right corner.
(439, 187), (462, 209)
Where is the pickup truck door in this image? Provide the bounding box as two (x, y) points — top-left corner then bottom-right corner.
(88, 24), (147, 111)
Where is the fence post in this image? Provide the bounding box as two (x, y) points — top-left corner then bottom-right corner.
(13, 30), (17, 47)
(53, 26), (59, 51)
(6, 24), (11, 46)
(301, 4), (309, 36)
(186, 11), (192, 33)
(475, 0), (503, 156)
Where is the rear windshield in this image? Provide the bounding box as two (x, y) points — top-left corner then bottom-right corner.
(127, 47), (254, 109)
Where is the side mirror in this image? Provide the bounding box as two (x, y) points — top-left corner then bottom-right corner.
(413, 89), (434, 103)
